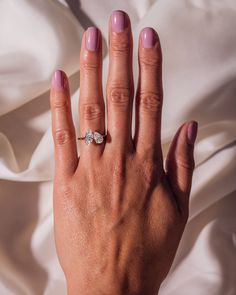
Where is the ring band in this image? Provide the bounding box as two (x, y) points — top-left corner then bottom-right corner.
(77, 128), (106, 145)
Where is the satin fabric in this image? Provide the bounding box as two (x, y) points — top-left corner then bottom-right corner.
(0, 0), (236, 294)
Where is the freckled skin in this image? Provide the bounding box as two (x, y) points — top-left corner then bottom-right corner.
(50, 10), (197, 295)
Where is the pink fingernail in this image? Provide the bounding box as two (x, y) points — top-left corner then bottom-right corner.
(52, 70), (67, 91)
(141, 27), (157, 48)
(85, 27), (99, 51)
(111, 10), (128, 33)
(187, 121), (198, 145)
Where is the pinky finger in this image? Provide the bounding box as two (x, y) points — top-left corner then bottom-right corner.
(50, 70), (78, 178)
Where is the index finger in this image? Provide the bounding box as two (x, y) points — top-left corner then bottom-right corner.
(50, 70), (78, 178)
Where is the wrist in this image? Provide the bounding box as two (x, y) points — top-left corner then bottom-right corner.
(65, 268), (162, 295)
(67, 280), (160, 295)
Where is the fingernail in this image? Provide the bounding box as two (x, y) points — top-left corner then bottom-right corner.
(85, 27), (99, 51)
(187, 121), (198, 145)
(52, 70), (66, 91)
(111, 10), (128, 33)
(141, 27), (157, 48)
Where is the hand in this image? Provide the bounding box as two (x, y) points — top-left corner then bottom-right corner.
(50, 10), (198, 295)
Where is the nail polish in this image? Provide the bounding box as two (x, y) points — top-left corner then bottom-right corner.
(86, 27), (99, 51)
(141, 27), (157, 48)
(187, 121), (198, 145)
(52, 70), (66, 90)
(111, 10), (127, 32)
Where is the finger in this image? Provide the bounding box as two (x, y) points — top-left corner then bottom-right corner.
(50, 70), (78, 177)
(79, 27), (105, 157)
(105, 10), (134, 153)
(134, 28), (163, 165)
(165, 121), (198, 216)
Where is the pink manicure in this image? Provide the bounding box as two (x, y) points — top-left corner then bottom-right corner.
(187, 121), (198, 145)
(86, 27), (99, 51)
(111, 10), (128, 33)
(141, 27), (157, 48)
(52, 70), (66, 91)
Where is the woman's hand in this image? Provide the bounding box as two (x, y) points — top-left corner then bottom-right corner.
(50, 10), (198, 295)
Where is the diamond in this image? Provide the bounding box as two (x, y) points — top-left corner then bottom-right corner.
(93, 131), (104, 144)
(85, 129), (94, 145)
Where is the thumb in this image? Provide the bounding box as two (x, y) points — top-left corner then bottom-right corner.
(165, 121), (198, 216)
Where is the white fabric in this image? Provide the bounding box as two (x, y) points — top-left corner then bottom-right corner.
(0, 0), (236, 294)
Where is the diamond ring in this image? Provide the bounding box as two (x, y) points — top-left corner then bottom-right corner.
(77, 129), (106, 145)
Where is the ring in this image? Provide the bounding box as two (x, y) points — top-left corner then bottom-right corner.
(77, 128), (106, 145)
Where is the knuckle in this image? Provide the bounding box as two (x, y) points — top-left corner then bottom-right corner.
(54, 129), (74, 146)
(81, 102), (103, 120)
(109, 87), (131, 107)
(111, 39), (130, 56)
(81, 60), (100, 72)
(140, 52), (162, 68)
(176, 157), (195, 171)
(139, 92), (163, 113)
(52, 95), (68, 109)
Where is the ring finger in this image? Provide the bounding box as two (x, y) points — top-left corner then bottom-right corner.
(79, 27), (105, 158)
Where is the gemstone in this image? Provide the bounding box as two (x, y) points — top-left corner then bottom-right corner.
(93, 131), (104, 144)
(85, 129), (94, 145)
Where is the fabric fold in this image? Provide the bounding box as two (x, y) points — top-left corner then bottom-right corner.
(0, 0), (235, 294)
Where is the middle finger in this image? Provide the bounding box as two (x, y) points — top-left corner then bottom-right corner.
(105, 10), (134, 154)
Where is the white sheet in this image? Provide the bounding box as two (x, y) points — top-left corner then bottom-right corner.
(0, 0), (236, 294)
